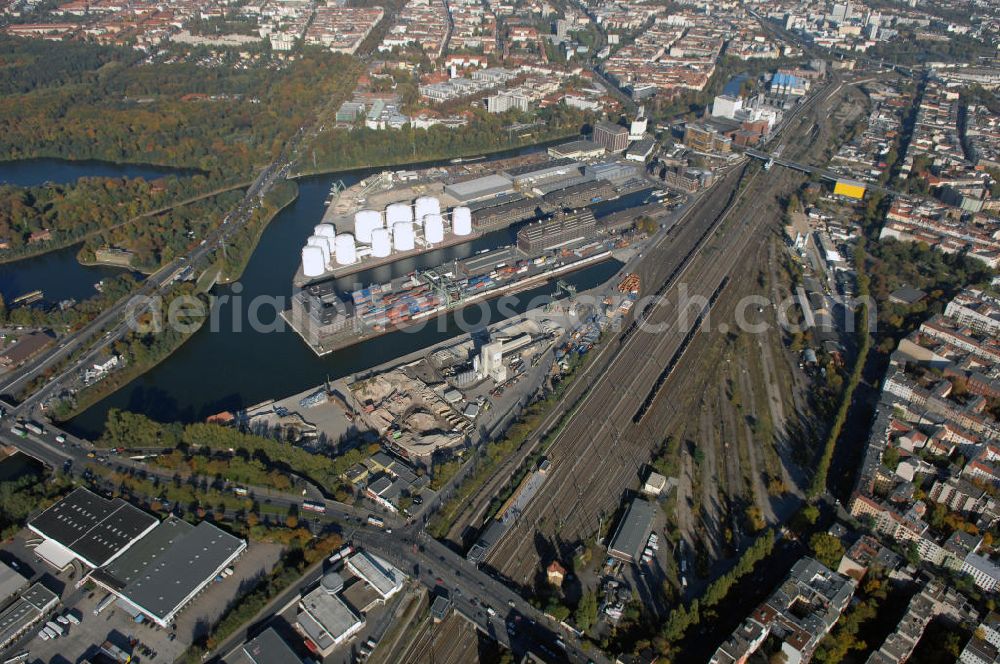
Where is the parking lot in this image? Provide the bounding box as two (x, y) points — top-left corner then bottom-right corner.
(1, 530), (281, 664)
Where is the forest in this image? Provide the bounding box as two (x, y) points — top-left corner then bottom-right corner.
(304, 104), (592, 174)
(0, 173), (226, 257)
(0, 36), (362, 175)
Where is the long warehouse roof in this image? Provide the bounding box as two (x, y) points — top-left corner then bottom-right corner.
(28, 487), (158, 568)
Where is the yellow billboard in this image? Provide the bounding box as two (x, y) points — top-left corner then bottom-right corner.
(834, 180), (866, 199)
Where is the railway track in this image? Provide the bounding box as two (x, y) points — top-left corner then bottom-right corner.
(485, 108), (841, 579)
(485, 168), (770, 579)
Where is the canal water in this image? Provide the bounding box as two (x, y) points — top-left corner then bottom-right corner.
(0, 159), (188, 303)
(0, 157), (195, 187)
(0, 150), (622, 437)
(722, 74), (749, 97)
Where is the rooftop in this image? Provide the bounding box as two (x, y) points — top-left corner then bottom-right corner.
(28, 487), (158, 568)
(225, 627), (306, 664)
(298, 586), (363, 651)
(93, 517), (246, 623)
(608, 498), (655, 562)
(346, 551), (404, 599)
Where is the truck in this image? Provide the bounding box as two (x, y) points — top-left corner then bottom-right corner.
(44, 620), (63, 636)
(94, 592), (115, 615)
(366, 515), (384, 528)
(64, 611), (80, 625)
(23, 422), (43, 436)
(100, 640), (131, 663)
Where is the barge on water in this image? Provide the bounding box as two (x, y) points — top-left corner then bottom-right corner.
(285, 242), (613, 356)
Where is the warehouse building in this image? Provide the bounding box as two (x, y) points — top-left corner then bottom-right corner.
(28, 487), (159, 570)
(585, 161), (639, 184)
(608, 498), (655, 563)
(593, 120), (629, 152)
(225, 627), (307, 664)
(0, 583), (58, 650)
(444, 174), (514, 203)
(503, 158), (583, 189)
(90, 516), (247, 627)
(626, 137), (657, 162)
(469, 195), (543, 230)
(548, 139), (606, 160)
(0, 562), (28, 609)
(517, 209), (597, 254)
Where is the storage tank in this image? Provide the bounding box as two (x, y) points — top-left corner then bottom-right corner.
(334, 234), (358, 265)
(306, 235), (331, 266)
(386, 202), (414, 226)
(314, 223), (336, 238)
(302, 245), (326, 277)
(354, 209), (382, 244)
(393, 222), (415, 251)
(452, 206), (472, 236)
(414, 196), (441, 222)
(371, 227), (391, 258)
(423, 213), (445, 244)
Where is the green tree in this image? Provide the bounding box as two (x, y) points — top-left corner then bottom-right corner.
(809, 532), (846, 569)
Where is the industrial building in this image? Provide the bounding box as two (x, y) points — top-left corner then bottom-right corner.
(683, 124), (733, 154)
(593, 120), (630, 152)
(516, 209), (597, 254)
(296, 584), (364, 656)
(626, 137), (657, 162)
(585, 161), (639, 185)
(90, 516), (247, 628)
(225, 627), (307, 664)
(289, 280), (355, 347)
(0, 583), (58, 650)
(294, 550), (405, 656)
(346, 550), (405, 601)
(469, 195), (542, 230)
(0, 562), (28, 609)
(28, 487), (159, 570)
(548, 139), (606, 160)
(608, 498), (656, 563)
(444, 174), (515, 202)
(543, 179), (617, 210)
(30, 489), (246, 628)
(503, 158), (584, 189)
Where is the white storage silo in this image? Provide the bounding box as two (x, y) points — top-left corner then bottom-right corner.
(393, 222), (415, 251)
(414, 196), (441, 223)
(354, 209), (382, 244)
(386, 202), (414, 226)
(314, 223), (336, 238)
(302, 245), (326, 277)
(371, 227), (392, 258)
(423, 213), (445, 244)
(306, 235), (331, 266)
(335, 234), (357, 265)
(452, 206), (472, 236)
